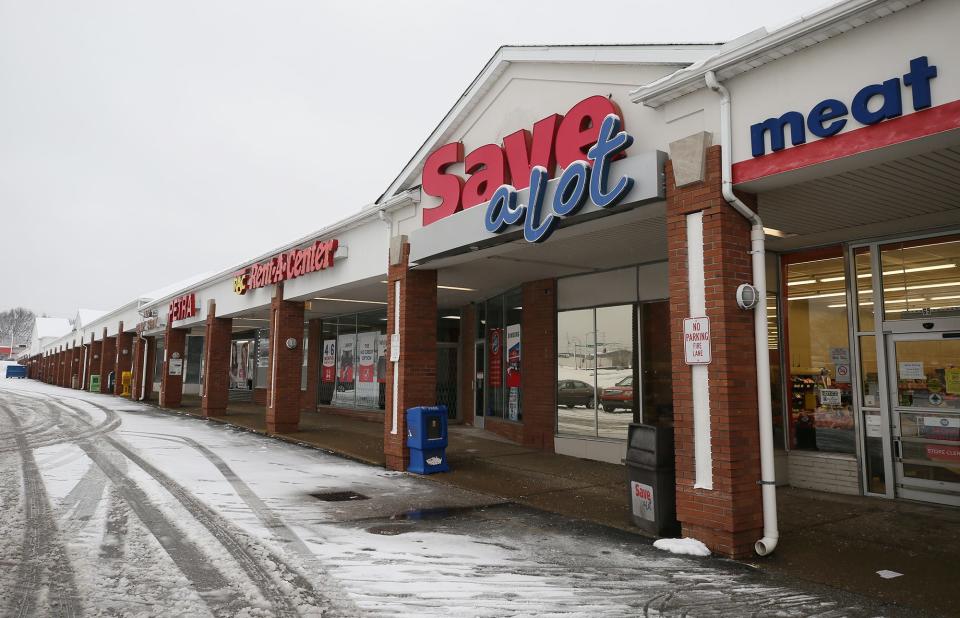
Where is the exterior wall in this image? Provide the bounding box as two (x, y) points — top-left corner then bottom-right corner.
(519, 278), (556, 451)
(392, 59), (719, 239)
(115, 329), (133, 396)
(458, 305), (475, 424)
(726, 0), (960, 165)
(202, 305), (232, 417)
(160, 326), (186, 408)
(787, 452), (860, 496)
(265, 287), (305, 432)
(666, 145), (763, 559)
(383, 242), (437, 471)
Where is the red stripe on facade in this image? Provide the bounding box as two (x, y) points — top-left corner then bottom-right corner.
(732, 99), (960, 184)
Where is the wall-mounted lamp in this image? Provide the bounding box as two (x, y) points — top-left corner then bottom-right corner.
(285, 338), (298, 350)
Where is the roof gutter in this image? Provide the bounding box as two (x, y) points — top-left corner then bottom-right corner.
(704, 70), (778, 557)
(631, 0), (912, 108)
(139, 191), (417, 314)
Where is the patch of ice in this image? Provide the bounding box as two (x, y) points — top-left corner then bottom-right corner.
(653, 537), (711, 557)
(876, 569), (903, 579)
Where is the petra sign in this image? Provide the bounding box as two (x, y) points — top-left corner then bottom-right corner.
(168, 293), (197, 322)
(750, 56), (938, 157)
(422, 96), (628, 226)
(234, 239), (338, 295)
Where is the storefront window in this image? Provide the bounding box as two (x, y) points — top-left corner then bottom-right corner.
(185, 336), (204, 385)
(640, 301), (673, 428)
(853, 247), (875, 332)
(485, 293), (506, 419)
(320, 310), (387, 410)
(596, 305), (634, 439)
(879, 236), (960, 320)
(229, 332), (256, 390)
(859, 335), (885, 494)
(557, 308), (597, 437)
(785, 253), (855, 454)
(255, 329), (269, 388)
(153, 337), (165, 383)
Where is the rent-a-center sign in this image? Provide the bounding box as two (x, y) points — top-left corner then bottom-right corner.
(234, 239), (338, 295)
(409, 95), (665, 262)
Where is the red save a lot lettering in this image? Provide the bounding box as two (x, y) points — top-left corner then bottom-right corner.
(634, 485), (651, 500)
(422, 96), (624, 225)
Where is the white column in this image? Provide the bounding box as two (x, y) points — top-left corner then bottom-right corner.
(687, 211), (713, 490)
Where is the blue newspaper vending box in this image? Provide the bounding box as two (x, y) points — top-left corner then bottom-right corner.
(406, 406), (450, 474)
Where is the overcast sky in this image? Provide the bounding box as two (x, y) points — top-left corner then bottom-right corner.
(0, 0), (831, 318)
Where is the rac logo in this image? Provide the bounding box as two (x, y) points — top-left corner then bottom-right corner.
(750, 56), (937, 158)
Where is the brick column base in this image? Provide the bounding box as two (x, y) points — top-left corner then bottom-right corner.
(100, 331), (116, 396)
(114, 329), (133, 396)
(384, 242), (437, 471)
(202, 305), (232, 418)
(160, 326), (186, 408)
(266, 288), (305, 433)
(667, 144), (763, 559)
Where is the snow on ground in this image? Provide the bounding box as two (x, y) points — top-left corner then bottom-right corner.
(0, 379), (890, 617)
(653, 537), (712, 557)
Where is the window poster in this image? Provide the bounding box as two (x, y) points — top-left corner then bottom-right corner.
(333, 334), (355, 405)
(356, 332), (378, 407)
(229, 340), (253, 389)
(377, 333), (387, 384)
(506, 324), (521, 421)
(321, 339), (336, 383)
(488, 328), (503, 388)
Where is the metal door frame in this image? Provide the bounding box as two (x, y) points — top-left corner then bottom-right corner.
(885, 330), (960, 506)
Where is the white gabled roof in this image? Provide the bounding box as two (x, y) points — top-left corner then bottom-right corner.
(630, 0), (921, 108)
(34, 317), (72, 339)
(74, 308), (108, 329)
(377, 43), (722, 203)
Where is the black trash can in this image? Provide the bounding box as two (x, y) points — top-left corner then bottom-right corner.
(625, 423), (679, 536)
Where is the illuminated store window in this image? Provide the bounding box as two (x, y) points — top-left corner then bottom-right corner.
(879, 236), (960, 320)
(784, 252), (855, 454)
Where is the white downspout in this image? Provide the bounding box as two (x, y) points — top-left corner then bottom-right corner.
(705, 70), (778, 556)
(140, 336), (149, 401)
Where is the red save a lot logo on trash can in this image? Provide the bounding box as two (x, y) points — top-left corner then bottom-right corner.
(630, 481), (655, 522)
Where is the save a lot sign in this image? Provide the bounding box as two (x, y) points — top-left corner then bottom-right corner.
(409, 96), (664, 262)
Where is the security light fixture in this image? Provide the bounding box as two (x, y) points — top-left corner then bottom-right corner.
(736, 283), (759, 310)
(285, 338), (298, 350)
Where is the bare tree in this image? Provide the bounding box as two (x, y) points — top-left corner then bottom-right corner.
(0, 307), (35, 354)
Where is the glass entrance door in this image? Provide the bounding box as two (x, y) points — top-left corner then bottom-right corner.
(886, 332), (960, 506)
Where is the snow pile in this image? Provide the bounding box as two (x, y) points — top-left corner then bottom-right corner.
(653, 537), (711, 557)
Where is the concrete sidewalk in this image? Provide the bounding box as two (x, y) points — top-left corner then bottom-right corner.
(171, 401), (957, 617)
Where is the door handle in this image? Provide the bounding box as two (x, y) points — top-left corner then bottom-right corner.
(893, 438), (902, 460)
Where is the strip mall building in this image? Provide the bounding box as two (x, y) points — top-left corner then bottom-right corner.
(20, 0), (960, 558)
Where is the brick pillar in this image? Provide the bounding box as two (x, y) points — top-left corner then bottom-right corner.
(70, 345), (82, 389)
(160, 325), (186, 408)
(100, 330), (116, 394)
(458, 304), (475, 425)
(202, 303), (232, 417)
(131, 336), (145, 400)
(302, 319), (321, 412)
(88, 338), (103, 391)
(384, 242), (437, 471)
(666, 144), (763, 559)
(61, 347), (68, 387)
(266, 286), (305, 432)
(143, 336), (156, 401)
(114, 325), (133, 396)
(520, 278), (557, 450)
(80, 344), (90, 390)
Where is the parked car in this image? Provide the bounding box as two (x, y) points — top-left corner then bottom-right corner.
(558, 380), (594, 408)
(600, 376), (634, 412)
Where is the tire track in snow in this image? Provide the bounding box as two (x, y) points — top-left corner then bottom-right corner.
(0, 402), (81, 618)
(48, 394), (334, 617)
(128, 430), (361, 616)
